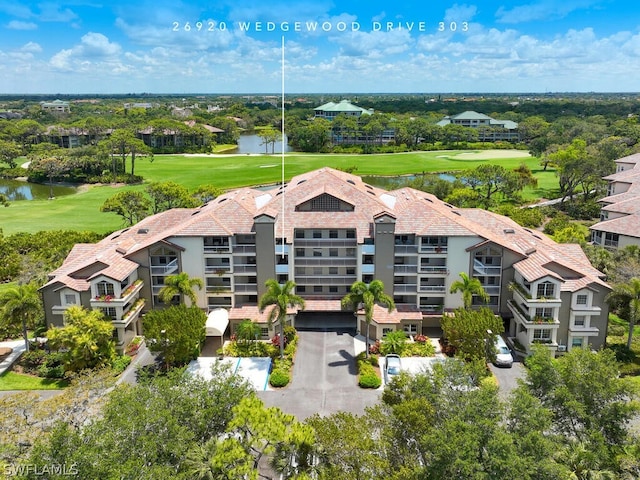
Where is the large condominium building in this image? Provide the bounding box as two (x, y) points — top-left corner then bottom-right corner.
(590, 152), (640, 249)
(437, 111), (520, 142)
(41, 167), (609, 355)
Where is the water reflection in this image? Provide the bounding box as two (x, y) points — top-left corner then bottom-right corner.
(362, 173), (456, 189)
(232, 133), (293, 154)
(0, 179), (76, 201)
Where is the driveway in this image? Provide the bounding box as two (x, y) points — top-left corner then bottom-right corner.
(488, 358), (527, 398)
(257, 330), (380, 420)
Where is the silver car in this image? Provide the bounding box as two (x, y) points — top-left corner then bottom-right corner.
(493, 335), (514, 368)
(384, 354), (402, 383)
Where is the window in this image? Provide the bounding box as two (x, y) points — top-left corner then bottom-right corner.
(576, 294), (588, 305)
(346, 268), (355, 275)
(533, 329), (552, 341)
(382, 328), (393, 337)
(96, 281), (115, 297)
(297, 286), (306, 293)
(535, 307), (554, 319)
(313, 249), (322, 257)
(329, 230), (338, 239)
(571, 337), (584, 349)
(101, 307), (117, 320)
(346, 230), (356, 239)
(329, 267), (338, 275)
(64, 294), (77, 305)
(260, 328), (269, 338)
(313, 230), (322, 239)
(329, 249), (338, 257)
(295, 248), (305, 257)
(403, 324), (418, 335)
(574, 315), (586, 327)
(295, 230), (305, 239)
(314, 286), (323, 293)
(329, 286), (338, 293)
(536, 282), (555, 299)
(313, 267), (322, 275)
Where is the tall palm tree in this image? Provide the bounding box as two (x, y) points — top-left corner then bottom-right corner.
(0, 283), (42, 351)
(606, 277), (640, 349)
(341, 280), (395, 358)
(449, 272), (489, 309)
(158, 272), (204, 306)
(258, 279), (305, 359)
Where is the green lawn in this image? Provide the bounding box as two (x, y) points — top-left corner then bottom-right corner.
(0, 149), (557, 235)
(0, 371), (69, 390)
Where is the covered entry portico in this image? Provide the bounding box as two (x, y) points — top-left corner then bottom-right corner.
(293, 300), (357, 333)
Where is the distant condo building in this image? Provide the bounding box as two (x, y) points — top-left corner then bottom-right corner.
(590, 152), (640, 249)
(41, 167), (609, 355)
(437, 111), (520, 142)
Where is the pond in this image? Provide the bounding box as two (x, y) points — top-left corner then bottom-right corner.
(231, 133), (293, 154)
(362, 173), (457, 189)
(0, 178), (76, 201)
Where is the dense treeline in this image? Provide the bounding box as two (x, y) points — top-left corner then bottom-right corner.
(4, 347), (638, 479)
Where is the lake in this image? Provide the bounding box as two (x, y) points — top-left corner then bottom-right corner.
(232, 133), (293, 154)
(0, 179), (76, 201)
(362, 173), (457, 189)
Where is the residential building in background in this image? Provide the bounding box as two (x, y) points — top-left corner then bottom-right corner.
(41, 167), (608, 355)
(590, 152), (640, 249)
(437, 111), (520, 141)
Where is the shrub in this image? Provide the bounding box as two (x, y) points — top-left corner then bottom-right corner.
(18, 349), (48, 373)
(368, 340), (381, 355)
(607, 325), (626, 337)
(359, 373), (381, 389)
(111, 355), (132, 374)
(404, 341), (436, 357)
(36, 352), (66, 378)
(269, 369), (290, 388)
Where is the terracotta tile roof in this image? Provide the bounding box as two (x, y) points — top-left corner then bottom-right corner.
(303, 299), (343, 311)
(228, 304), (299, 323)
(602, 198), (640, 214)
(590, 214), (640, 237)
(357, 304), (423, 325)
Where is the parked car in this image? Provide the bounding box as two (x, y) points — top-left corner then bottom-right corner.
(384, 354), (402, 383)
(492, 335), (514, 368)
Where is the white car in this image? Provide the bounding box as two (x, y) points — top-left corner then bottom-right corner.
(492, 335), (514, 368)
(384, 354), (402, 383)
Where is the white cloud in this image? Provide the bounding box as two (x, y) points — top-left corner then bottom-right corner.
(7, 20), (38, 30)
(20, 42), (42, 53)
(496, 0), (603, 24)
(37, 2), (78, 22)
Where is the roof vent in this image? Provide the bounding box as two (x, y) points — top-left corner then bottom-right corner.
(347, 179), (356, 185)
(444, 203), (454, 208)
(218, 198), (227, 203)
(297, 179), (307, 185)
(116, 247), (127, 255)
(424, 197), (433, 203)
(137, 228), (149, 234)
(525, 247), (536, 255)
(503, 228), (515, 234)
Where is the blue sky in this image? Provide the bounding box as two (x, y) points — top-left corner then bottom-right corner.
(1, 0), (639, 94)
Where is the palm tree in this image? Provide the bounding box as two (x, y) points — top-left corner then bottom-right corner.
(606, 277), (640, 349)
(258, 279), (305, 359)
(449, 272), (489, 309)
(0, 283), (42, 351)
(341, 280), (395, 358)
(158, 272), (204, 306)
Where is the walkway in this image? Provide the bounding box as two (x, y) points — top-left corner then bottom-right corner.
(0, 340), (26, 376)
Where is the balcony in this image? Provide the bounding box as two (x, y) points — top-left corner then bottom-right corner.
(233, 264), (257, 274)
(419, 266), (448, 274)
(92, 280), (143, 307)
(151, 259), (178, 275)
(418, 285), (446, 293)
(295, 239), (357, 247)
(420, 304), (444, 314)
(394, 245), (418, 255)
(205, 264), (232, 275)
(275, 264), (289, 274)
(234, 283), (258, 293)
(294, 258), (357, 266)
(393, 283), (418, 293)
(361, 244), (375, 255)
(204, 245), (231, 254)
(420, 245), (448, 254)
(116, 298), (145, 326)
(511, 282), (561, 307)
(394, 264), (418, 274)
(473, 259), (501, 276)
(507, 300), (560, 327)
(295, 276), (355, 286)
(361, 264), (375, 275)
(232, 245), (256, 254)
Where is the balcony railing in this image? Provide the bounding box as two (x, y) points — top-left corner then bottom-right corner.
(394, 245), (418, 254)
(419, 266), (448, 274)
(294, 239), (357, 247)
(233, 264), (257, 274)
(394, 264), (418, 274)
(295, 276), (356, 285)
(150, 259), (179, 275)
(234, 283), (258, 293)
(232, 245), (256, 254)
(507, 300), (559, 326)
(206, 285), (232, 294)
(118, 298), (145, 325)
(205, 265), (232, 274)
(473, 259), (501, 276)
(294, 258), (357, 266)
(393, 284), (418, 293)
(420, 245), (448, 254)
(418, 285), (447, 293)
(92, 280), (143, 305)
(420, 304), (444, 314)
(204, 245), (231, 253)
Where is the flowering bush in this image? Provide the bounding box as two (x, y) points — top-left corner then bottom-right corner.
(369, 340), (381, 355)
(414, 334), (427, 343)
